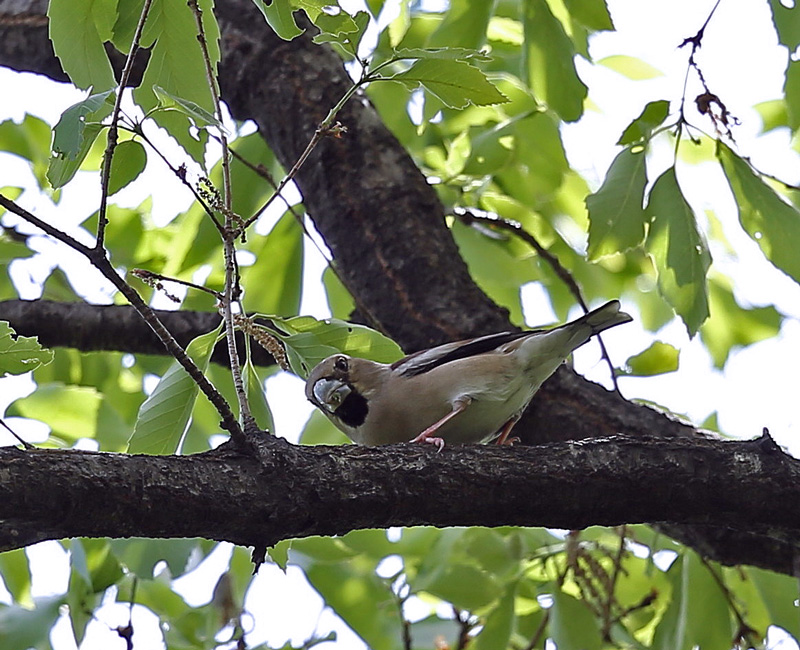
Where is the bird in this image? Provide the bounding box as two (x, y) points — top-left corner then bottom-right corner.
(305, 300), (632, 450)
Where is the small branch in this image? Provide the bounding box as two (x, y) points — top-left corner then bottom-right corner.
(0, 418), (34, 450)
(0, 193), (243, 442)
(96, 0), (154, 248)
(131, 268), (223, 300)
(456, 210), (623, 395)
(698, 555), (759, 647)
(188, 0), (255, 433)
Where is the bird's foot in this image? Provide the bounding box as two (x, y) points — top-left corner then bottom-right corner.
(410, 429), (446, 452)
(496, 435), (520, 446)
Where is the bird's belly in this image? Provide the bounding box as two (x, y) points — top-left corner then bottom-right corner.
(435, 385), (534, 444)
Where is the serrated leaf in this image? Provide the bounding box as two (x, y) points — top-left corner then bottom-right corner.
(312, 11), (370, 59)
(599, 55), (664, 80)
(128, 324), (223, 455)
(587, 146), (648, 258)
(264, 316), (403, 379)
(391, 47), (491, 63)
(622, 341), (679, 376)
(523, 0), (588, 122)
(391, 59), (508, 109)
(618, 100), (671, 145)
(47, 0), (116, 90)
(0, 321), (54, 375)
(153, 85), (222, 128)
(718, 143), (800, 285)
(645, 167), (711, 336)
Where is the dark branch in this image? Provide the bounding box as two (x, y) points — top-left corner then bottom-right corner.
(0, 434), (798, 575)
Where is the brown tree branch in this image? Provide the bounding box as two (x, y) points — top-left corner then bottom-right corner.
(0, 433), (797, 575)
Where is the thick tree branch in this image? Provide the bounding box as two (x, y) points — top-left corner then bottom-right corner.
(0, 433), (797, 574)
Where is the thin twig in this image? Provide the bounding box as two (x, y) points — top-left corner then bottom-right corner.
(0, 418), (34, 450)
(131, 268), (223, 300)
(0, 193), (243, 442)
(698, 555), (758, 648)
(456, 210), (624, 395)
(521, 609), (550, 650)
(96, 0), (154, 249)
(188, 0), (255, 433)
(601, 526), (628, 640)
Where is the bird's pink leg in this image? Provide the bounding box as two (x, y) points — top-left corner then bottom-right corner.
(410, 397), (471, 451)
(494, 416), (520, 446)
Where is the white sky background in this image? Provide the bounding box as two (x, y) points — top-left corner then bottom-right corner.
(1, 0), (799, 648)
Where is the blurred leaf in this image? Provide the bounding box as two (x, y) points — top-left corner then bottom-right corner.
(0, 549), (32, 606)
(618, 100), (671, 145)
(0, 596), (63, 650)
(549, 588), (603, 650)
(700, 277), (782, 367)
(322, 266), (356, 320)
(0, 115), (53, 188)
(7, 383), (101, 443)
(427, 0), (494, 49)
(241, 212), (304, 316)
(47, 0), (116, 90)
(107, 140), (147, 195)
(127, 324), (223, 455)
(265, 315), (403, 379)
(718, 143), (800, 285)
(744, 566), (800, 640)
(391, 59), (508, 109)
(472, 580), (516, 650)
(587, 146), (648, 258)
(598, 55), (663, 80)
(523, 0), (588, 122)
(622, 341), (679, 376)
(244, 358), (274, 433)
(314, 11), (371, 60)
(652, 553), (735, 650)
(0, 321), (54, 375)
(111, 538), (201, 578)
(769, 0), (800, 50)
(564, 0), (614, 31)
(645, 167), (711, 336)
(299, 409), (351, 445)
(754, 99), (789, 134)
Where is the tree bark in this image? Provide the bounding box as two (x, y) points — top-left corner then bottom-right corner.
(1, 433), (798, 576)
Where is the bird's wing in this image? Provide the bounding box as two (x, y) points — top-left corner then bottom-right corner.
(391, 330), (535, 377)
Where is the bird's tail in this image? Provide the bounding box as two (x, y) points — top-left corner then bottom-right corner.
(563, 300), (632, 350)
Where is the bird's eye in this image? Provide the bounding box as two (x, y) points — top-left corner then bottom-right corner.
(334, 356), (348, 372)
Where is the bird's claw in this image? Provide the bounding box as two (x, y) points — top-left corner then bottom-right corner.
(411, 429), (446, 452)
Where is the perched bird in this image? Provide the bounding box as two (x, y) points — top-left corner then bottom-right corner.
(305, 300), (632, 450)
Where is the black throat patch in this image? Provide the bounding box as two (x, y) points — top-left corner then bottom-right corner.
(335, 390), (369, 428)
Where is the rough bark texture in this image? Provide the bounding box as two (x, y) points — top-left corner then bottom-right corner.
(1, 433), (798, 576)
(1, 0), (798, 575)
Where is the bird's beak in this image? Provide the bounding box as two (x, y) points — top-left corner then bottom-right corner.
(312, 378), (352, 413)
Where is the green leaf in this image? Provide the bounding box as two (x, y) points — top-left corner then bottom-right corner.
(313, 11), (371, 59)
(48, 123), (104, 189)
(645, 167), (711, 336)
(254, 0), (303, 41)
(427, 0), (494, 50)
(111, 538), (201, 578)
(564, 0), (614, 31)
(47, 0), (116, 90)
(598, 55), (663, 80)
(472, 581), (516, 650)
(0, 596), (64, 650)
(51, 89), (115, 160)
(153, 85), (222, 128)
(754, 99), (789, 134)
(127, 324), (223, 455)
(0, 115), (54, 189)
(241, 212), (304, 315)
(0, 321), (54, 375)
(299, 409), (351, 445)
(108, 140), (147, 195)
(784, 60), (800, 131)
(622, 341), (679, 376)
(700, 277), (782, 368)
(391, 47), (491, 63)
(769, 0), (800, 50)
(523, 0), (588, 122)
(718, 143), (800, 285)
(244, 358), (274, 433)
(587, 146), (648, 258)
(549, 588), (603, 650)
(7, 383), (101, 443)
(744, 566), (800, 640)
(0, 549), (32, 606)
(391, 59), (508, 109)
(618, 100), (671, 145)
(652, 553), (735, 650)
(265, 315), (403, 379)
